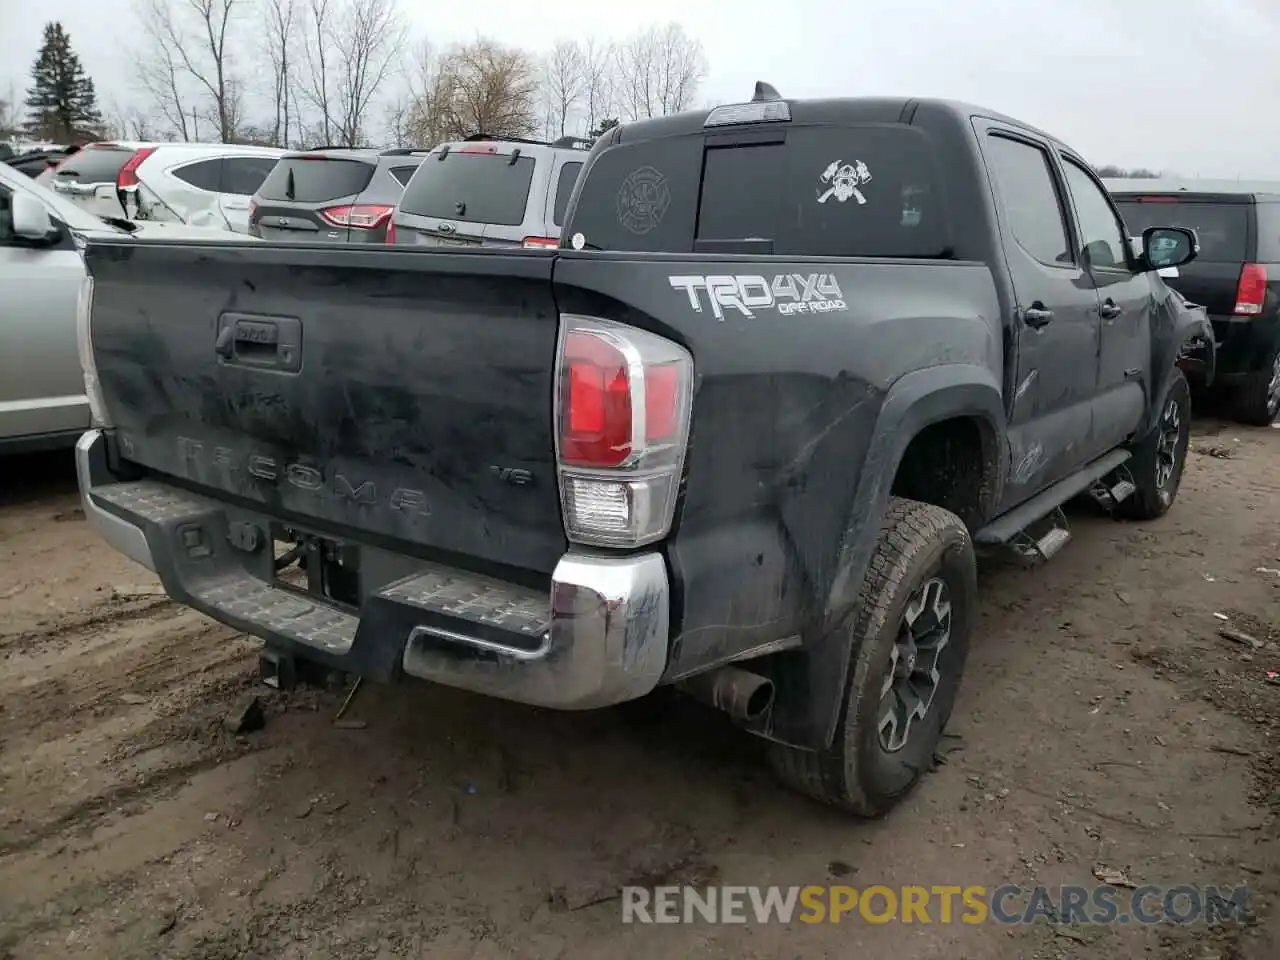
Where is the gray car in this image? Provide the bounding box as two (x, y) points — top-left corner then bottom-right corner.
(389, 135), (591, 249)
(249, 148), (428, 243)
(0, 161), (256, 455)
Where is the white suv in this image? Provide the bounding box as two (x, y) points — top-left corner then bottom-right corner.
(48, 142), (287, 234)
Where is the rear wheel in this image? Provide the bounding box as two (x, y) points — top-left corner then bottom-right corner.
(1232, 345), (1280, 426)
(768, 498), (975, 816)
(1119, 369), (1191, 521)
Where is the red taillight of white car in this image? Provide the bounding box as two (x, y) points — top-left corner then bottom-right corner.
(554, 315), (693, 547)
(319, 204), (395, 230)
(115, 146), (156, 189)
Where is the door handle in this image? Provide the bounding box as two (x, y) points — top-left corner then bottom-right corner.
(1099, 299), (1123, 321)
(1023, 305), (1054, 329)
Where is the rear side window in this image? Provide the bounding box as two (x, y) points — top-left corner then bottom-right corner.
(390, 165), (418, 186)
(257, 157), (375, 202)
(552, 161), (583, 226)
(983, 135), (1071, 267)
(172, 159), (223, 192)
(399, 153), (536, 225)
(1115, 199), (1250, 262)
(53, 146), (133, 183)
(567, 125), (950, 257)
(223, 156), (280, 195)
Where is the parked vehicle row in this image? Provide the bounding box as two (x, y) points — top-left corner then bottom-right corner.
(244, 134), (591, 248)
(72, 85), (1214, 817)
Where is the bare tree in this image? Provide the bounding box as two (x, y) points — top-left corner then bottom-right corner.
(0, 82), (23, 140)
(332, 0), (406, 146)
(614, 22), (707, 120)
(300, 0), (336, 143)
(262, 0), (299, 147)
(134, 0), (192, 139)
(581, 37), (615, 137)
(405, 39), (539, 147)
(103, 98), (156, 140)
(134, 0), (243, 141)
(542, 39), (585, 139)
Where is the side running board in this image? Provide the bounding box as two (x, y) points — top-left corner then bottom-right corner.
(974, 448), (1132, 546)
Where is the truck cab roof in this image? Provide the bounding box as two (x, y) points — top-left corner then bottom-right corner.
(607, 92), (1062, 147)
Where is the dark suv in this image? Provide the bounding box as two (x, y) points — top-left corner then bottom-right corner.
(1111, 180), (1280, 424)
(249, 148), (429, 243)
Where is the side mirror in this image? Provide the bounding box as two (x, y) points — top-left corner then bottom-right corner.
(11, 193), (56, 242)
(1142, 226), (1198, 271)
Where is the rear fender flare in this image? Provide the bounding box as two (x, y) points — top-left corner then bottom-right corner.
(1152, 300), (1216, 425)
(776, 364), (1006, 750)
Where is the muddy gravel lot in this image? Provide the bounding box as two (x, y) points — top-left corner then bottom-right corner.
(2, 421), (1279, 959)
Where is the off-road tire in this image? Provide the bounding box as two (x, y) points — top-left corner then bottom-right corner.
(1118, 369), (1191, 521)
(1231, 344), (1280, 426)
(767, 498), (976, 816)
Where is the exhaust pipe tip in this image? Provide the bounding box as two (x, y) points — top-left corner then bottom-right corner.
(678, 666), (775, 723)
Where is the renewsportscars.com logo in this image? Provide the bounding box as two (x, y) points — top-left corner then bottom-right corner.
(621, 884), (1252, 926)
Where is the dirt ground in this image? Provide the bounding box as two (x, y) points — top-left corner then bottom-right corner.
(2, 420), (1278, 960)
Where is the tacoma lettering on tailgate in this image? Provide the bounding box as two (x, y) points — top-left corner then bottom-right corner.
(173, 436), (431, 515)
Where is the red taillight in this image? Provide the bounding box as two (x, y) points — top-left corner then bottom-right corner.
(563, 331), (633, 467)
(249, 200), (257, 221)
(555, 316), (693, 547)
(385, 219), (397, 244)
(116, 146), (156, 189)
(1234, 263), (1267, 316)
(318, 204), (395, 229)
(522, 236), (558, 249)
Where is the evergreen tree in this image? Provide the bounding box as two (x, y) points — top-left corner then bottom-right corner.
(589, 117), (620, 139)
(23, 22), (103, 144)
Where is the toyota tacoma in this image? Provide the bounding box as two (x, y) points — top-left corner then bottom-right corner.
(74, 86), (1211, 815)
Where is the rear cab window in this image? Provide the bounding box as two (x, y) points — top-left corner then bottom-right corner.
(53, 145), (134, 183)
(566, 125), (950, 257)
(257, 156), (375, 202)
(399, 150), (536, 225)
(1115, 196), (1252, 263)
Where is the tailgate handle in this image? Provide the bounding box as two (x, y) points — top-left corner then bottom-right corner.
(216, 314), (302, 373)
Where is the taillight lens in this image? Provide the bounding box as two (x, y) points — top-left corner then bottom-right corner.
(522, 236), (558, 249)
(385, 219), (397, 244)
(319, 204), (395, 229)
(1233, 263), (1267, 316)
(116, 147), (156, 189)
(555, 316), (693, 547)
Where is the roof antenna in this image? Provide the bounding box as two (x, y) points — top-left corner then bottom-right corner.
(752, 81), (781, 102)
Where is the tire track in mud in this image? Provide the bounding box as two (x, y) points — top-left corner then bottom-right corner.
(0, 748), (250, 859)
(0, 595), (180, 654)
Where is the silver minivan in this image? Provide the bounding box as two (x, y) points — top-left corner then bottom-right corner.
(388, 135), (591, 249)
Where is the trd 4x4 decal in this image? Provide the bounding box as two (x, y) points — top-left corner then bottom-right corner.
(668, 273), (848, 320)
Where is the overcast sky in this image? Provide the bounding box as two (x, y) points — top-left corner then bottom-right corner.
(2, 0), (1278, 176)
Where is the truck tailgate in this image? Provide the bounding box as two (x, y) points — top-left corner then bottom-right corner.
(83, 241), (566, 575)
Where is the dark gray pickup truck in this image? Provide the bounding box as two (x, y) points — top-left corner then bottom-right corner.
(74, 86), (1212, 816)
